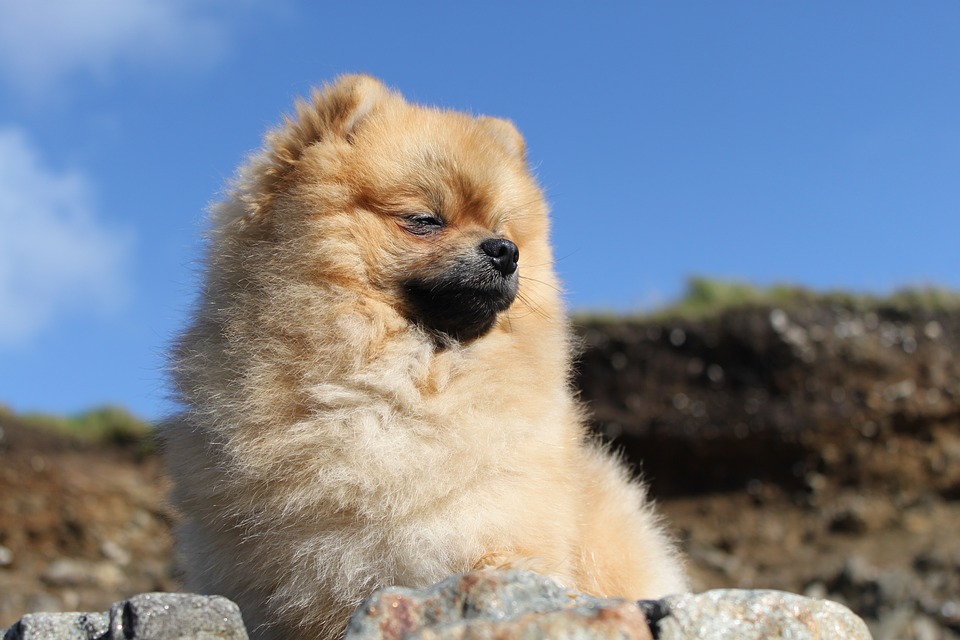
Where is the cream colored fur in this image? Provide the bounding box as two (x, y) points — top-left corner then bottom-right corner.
(164, 75), (688, 640)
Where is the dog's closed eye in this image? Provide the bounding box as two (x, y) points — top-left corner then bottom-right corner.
(403, 213), (445, 236)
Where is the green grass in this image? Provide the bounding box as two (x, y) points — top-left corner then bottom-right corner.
(11, 405), (153, 448)
(655, 278), (815, 318)
(880, 287), (960, 312)
(576, 277), (960, 323)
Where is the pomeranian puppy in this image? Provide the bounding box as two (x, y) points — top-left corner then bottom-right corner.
(164, 75), (687, 639)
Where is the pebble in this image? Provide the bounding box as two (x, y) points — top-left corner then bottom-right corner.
(42, 558), (123, 589)
(100, 541), (131, 566)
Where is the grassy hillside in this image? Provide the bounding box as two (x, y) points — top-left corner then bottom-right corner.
(0, 404), (152, 447)
(578, 278), (960, 322)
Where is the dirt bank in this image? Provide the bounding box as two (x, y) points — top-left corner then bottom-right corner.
(575, 301), (960, 638)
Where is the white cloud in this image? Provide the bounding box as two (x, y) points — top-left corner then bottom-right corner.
(0, 127), (132, 348)
(0, 0), (230, 94)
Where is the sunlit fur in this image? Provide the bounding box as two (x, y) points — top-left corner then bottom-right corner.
(164, 75), (688, 640)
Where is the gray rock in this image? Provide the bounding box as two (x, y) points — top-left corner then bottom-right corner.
(647, 589), (873, 639)
(108, 593), (248, 639)
(345, 569), (653, 640)
(3, 593), (247, 640)
(3, 613), (108, 640)
(346, 570), (872, 640)
(3, 572), (874, 639)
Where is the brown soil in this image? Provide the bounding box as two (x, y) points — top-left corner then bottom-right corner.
(0, 419), (176, 626)
(2, 302), (958, 638)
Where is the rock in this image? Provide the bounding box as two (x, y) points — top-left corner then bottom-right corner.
(0, 572), (877, 639)
(3, 613), (107, 640)
(107, 593), (248, 640)
(346, 570), (653, 640)
(42, 558), (124, 589)
(826, 556), (923, 623)
(3, 593), (247, 640)
(647, 589), (872, 639)
(345, 570), (872, 640)
(825, 495), (896, 535)
(100, 541), (131, 566)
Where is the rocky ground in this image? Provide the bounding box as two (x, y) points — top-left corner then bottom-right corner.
(2, 299), (959, 639)
(575, 300), (960, 639)
(0, 421), (176, 626)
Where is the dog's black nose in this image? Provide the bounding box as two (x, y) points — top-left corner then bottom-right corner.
(480, 238), (519, 276)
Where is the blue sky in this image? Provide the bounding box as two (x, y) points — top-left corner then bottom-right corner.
(1, 1), (958, 421)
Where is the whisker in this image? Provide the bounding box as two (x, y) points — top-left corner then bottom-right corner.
(519, 275), (563, 295)
(551, 250), (578, 264)
(510, 295), (554, 323)
(511, 284), (556, 321)
(517, 260), (556, 271)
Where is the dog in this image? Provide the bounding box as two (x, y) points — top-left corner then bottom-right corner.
(164, 75), (688, 639)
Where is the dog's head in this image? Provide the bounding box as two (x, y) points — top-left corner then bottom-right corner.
(213, 75), (558, 344)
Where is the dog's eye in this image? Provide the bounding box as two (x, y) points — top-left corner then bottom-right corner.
(405, 214), (445, 236)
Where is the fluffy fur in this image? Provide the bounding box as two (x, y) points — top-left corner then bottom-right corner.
(164, 75), (688, 640)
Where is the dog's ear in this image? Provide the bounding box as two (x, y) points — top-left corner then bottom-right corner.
(274, 74), (393, 162)
(478, 116), (527, 161)
(226, 75), (393, 225)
